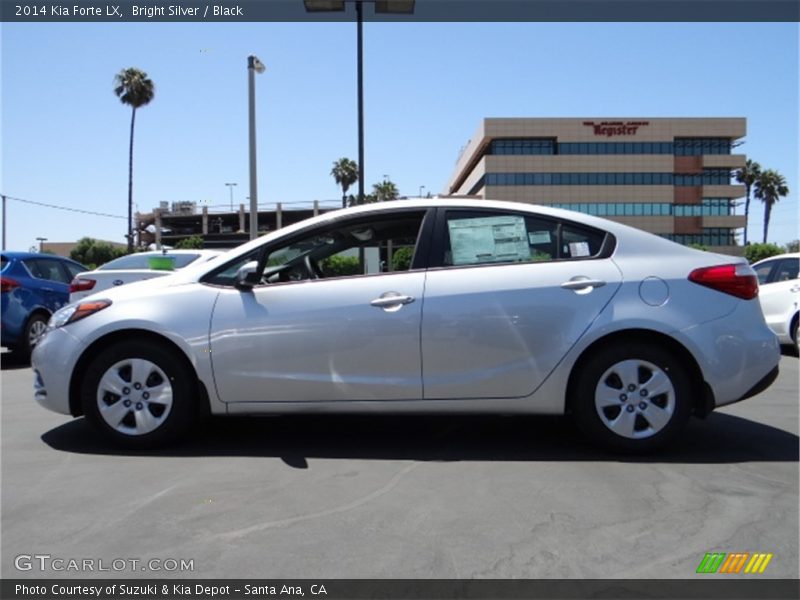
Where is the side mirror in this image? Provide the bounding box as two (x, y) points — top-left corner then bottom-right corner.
(234, 261), (260, 290)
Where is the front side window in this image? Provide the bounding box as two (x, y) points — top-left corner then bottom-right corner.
(204, 211), (427, 287)
(440, 210), (608, 268)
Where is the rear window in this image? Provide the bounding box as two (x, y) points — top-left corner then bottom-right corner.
(0, 256), (8, 271)
(98, 253), (201, 271)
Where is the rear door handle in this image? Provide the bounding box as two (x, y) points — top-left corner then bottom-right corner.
(370, 293), (415, 310)
(561, 278), (607, 291)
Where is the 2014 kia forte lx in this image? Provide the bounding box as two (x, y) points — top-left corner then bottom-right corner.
(32, 200), (780, 453)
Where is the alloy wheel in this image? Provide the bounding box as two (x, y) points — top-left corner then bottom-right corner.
(96, 358), (173, 436)
(594, 359), (675, 439)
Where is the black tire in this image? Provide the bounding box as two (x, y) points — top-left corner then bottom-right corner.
(571, 342), (692, 453)
(81, 340), (197, 449)
(791, 316), (799, 356)
(19, 312), (50, 360)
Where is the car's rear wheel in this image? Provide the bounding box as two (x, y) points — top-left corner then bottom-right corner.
(571, 342), (692, 453)
(81, 340), (196, 448)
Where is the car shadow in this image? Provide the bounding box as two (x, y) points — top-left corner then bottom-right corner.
(1, 352), (30, 371)
(41, 412), (798, 465)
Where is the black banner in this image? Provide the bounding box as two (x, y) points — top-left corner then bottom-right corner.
(2, 0), (800, 23)
(2, 579), (800, 600)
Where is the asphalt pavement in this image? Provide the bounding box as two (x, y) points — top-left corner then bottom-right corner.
(1, 352), (797, 580)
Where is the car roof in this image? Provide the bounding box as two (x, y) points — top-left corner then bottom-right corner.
(753, 253), (800, 264)
(1, 251), (83, 263)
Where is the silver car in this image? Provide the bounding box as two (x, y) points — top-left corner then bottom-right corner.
(32, 200), (780, 453)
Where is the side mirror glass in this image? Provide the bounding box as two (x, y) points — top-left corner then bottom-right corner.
(234, 261), (260, 289)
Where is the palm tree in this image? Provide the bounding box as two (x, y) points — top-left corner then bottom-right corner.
(331, 158), (359, 209)
(754, 169), (789, 244)
(735, 159), (761, 245)
(372, 179), (399, 203)
(114, 68), (155, 252)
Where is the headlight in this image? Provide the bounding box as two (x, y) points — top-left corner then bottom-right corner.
(49, 300), (112, 329)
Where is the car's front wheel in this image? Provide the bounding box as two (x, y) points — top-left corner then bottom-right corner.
(81, 340), (196, 448)
(571, 342), (692, 453)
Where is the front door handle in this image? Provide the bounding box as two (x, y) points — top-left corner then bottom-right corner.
(561, 277), (607, 291)
(370, 292), (415, 311)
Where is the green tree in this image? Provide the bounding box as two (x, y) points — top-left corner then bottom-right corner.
(175, 235), (204, 249)
(372, 179), (399, 203)
(785, 239), (799, 253)
(320, 255), (361, 277)
(391, 247), (414, 271)
(688, 243), (709, 252)
(744, 242), (785, 264)
(754, 169), (789, 244)
(70, 237), (127, 269)
(735, 159), (761, 246)
(331, 158), (359, 209)
(114, 67), (155, 252)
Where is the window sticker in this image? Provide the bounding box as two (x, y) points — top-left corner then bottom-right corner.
(528, 230), (552, 245)
(448, 215), (530, 265)
(569, 241), (591, 257)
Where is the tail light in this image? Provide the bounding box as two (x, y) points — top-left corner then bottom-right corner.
(0, 276), (20, 293)
(69, 278), (96, 294)
(688, 264), (758, 300)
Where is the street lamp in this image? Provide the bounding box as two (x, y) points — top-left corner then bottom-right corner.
(248, 55), (266, 240)
(225, 182), (237, 210)
(36, 237), (47, 252)
(303, 1), (415, 203)
(419, 185), (425, 198)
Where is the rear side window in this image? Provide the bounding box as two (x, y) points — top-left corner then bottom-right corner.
(440, 210), (607, 267)
(23, 258), (72, 284)
(773, 259), (799, 282)
(754, 260), (778, 285)
(0, 256), (8, 271)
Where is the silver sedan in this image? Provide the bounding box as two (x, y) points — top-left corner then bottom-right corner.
(32, 200), (780, 453)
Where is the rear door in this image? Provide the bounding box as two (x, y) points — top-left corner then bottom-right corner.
(22, 258), (73, 312)
(421, 208), (622, 400)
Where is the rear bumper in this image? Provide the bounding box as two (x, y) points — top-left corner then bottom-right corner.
(737, 365), (780, 403)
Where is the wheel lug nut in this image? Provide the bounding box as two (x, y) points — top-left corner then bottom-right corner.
(639, 402), (647, 410)
(626, 405), (635, 413)
(135, 402), (144, 410)
(640, 389), (649, 397)
(142, 392), (150, 400)
(134, 383), (142, 390)
(620, 394), (628, 402)
(627, 384), (636, 392)
(123, 399), (132, 407)
(122, 387), (130, 395)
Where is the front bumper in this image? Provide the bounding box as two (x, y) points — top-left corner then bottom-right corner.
(31, 326), (86, 415)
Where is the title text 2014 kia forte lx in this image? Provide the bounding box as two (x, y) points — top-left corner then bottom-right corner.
(32, 200), (780, 453)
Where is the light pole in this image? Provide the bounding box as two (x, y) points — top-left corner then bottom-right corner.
(248, 55), (266, 240)
(419, 185), (425, 198)
(304, 1), (415, 203)
(225, 182), (237, 210)
(36, 237), (47, 253)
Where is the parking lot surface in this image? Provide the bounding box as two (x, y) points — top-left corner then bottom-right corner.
(1, 352), (797, 579)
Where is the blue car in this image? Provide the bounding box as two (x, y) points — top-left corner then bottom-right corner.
(1, 251), (87, 358)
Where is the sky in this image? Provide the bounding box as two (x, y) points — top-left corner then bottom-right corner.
(1, 20), (798, 252)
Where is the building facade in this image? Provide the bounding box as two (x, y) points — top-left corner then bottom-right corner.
(447, 118), (747, 252)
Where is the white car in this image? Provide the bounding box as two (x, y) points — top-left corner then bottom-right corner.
(752, 252), (799, 352)
(69, 250), (221, 302)
(33, 200), (779, 453)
